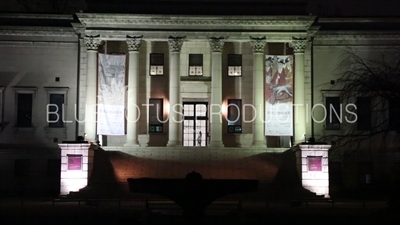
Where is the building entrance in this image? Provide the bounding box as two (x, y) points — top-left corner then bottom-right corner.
(183, 102), (208, 146)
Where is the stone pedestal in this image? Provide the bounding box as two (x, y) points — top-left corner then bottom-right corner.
(298, 144), (331, 198)
(138, 134), (149, 147)
(59, 143), (96, 195)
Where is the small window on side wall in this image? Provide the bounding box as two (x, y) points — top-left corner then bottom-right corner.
(325, 96), (341, 130)
(356, 97), (371, 130)
(45, 87), (69, 128)
(389, 98), (400, 131)
(48, 94), (65, 127)
(228, 54), (242, 76)
(359, 162), (373, 185)
(14, 87), (37, 128)
(15, 159), (30, 177)
(150, 53), (164, 76)
(189, 54), (203, 76)
(149, 98), (164, 133)
(227, 99), (242, 133)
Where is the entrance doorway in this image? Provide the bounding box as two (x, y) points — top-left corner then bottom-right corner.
(183, 102), (208, 146)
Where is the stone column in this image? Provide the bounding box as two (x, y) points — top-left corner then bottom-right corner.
(167, 36), (185, 147)
(250, 36), (267, 148)
(125, 35), (143, 146)
(84, 35), (101, 143)
(209, 37), (225, 148)
(291, 37), (307, 145)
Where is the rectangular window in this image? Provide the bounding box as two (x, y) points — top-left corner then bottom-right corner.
(358, 162), (373, 185)
(48, 94), (65, 127)
(227, 99), (242, 133)
(356, 97), (371, 130)
(0, 87), (4, 130)
(329, 162), (342, 185)
(389, 98), (400, 131)
(149, 98), (163, 133)
(150, 53), (164, 76)
(15, 159), (30, 177)
(189, 54), (203, 76)
(17, 93), (33, 127)
(325, 96), (341, 130)
(228, 54), (242, 76)
(47, 159), (61, 177)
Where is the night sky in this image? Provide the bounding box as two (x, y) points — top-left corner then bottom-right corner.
(0, 0), (399, 16)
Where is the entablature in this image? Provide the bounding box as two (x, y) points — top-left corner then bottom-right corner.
(76, 13), (316, 32)
(0, 26), (77, 37)
(83, 30), (309, 42)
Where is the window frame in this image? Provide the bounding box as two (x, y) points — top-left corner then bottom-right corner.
(356, 97), (372, 130)
(389, 98), (400, 131)
(227, 99), (242, 133)
(149, 53), (164, 76)
(0, 87), (4, 131)
(227, 54), (242, 77)
(358, 162), (373, 185)
(148, 98), (164, 133)
(14, 159), (30, 178)
(188, 54), (203, 76)
(324, 95), (341, 130)
(13, 86), (37, 128)
(44, 87), (69, 128)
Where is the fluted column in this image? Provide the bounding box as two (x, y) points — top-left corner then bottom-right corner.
(84, 35), (101, 142)
(250, 36), (267, 148)
(167, 36), (185, 147)
(125, 35), (142, 146)
(291, 37), (307, 145)
(209, 37), (225, 147)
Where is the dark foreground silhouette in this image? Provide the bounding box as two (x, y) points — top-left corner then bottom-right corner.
(127, 171), (258, 224)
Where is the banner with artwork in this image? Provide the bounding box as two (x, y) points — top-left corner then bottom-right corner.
(97, 53), (126, 135)
(265, 55), (294, 136)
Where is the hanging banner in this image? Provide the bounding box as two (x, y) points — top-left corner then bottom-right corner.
(97, 53), (126, 135)
(265, 55), (294, 136)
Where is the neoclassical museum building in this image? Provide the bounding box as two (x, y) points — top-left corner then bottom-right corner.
(0, 1), (399, 198)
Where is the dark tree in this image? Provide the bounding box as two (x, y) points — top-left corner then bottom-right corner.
(320, 47), (400, 159)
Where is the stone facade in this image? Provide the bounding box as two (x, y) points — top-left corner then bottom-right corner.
(0, 12), (399, 197)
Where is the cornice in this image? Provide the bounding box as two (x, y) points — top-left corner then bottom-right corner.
(76, 13), (316, 29)
(83, 30), (307, 42)
(317, 17), (400, 23)
(0, 26), (77, 37)
(314, 31), (400, 40)
(0, 13), (73, 20)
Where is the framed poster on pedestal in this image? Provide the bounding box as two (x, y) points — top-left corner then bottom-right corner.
(67, 155), (82, 170)
(308, 156), (322, 171)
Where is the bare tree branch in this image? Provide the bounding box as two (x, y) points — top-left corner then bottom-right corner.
(319, 47), (400, 160)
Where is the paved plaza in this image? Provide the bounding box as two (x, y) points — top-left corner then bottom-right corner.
(0, 198), (398, 225)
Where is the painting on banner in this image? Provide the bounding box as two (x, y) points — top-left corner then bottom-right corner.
(265, 55), (294, 136)
(97, 53), (126, 135)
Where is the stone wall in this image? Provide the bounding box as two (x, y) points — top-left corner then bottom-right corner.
(0, 40), (79, 146)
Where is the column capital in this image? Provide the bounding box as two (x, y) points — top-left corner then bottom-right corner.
(84, 35), (101, 51)
(168, 36), (185, 52)
(126, 35), (143, 52)
(209, 36), (225, 52)
(290, 37), (307, 53)
(249, 36), (267, 53)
